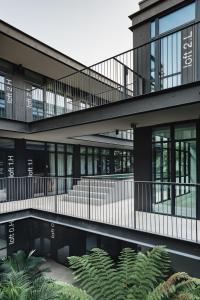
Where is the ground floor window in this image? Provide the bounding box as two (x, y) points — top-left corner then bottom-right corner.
(80, 147), (134, 176)
(152, 123), (196, 218)
(80, 147), (109, 176)
(26, 141), (74, 195)
(114, 150), (134, 174)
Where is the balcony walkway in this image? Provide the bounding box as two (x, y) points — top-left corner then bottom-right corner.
(0, 190), (199, 244)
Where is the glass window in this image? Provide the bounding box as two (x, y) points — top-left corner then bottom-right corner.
(57, 144), (65, 152)
(57, 153), (65, 176)
(0, 138), (15, 149)
(0, 76), (5, 91)
(67, 154), (73, 175)
(0, 76), (6, 118)
(81, 155), (86, 175)
(152, 123), (197, 218)
(175, 124), (196, 140)
(66, 97), (73, 112)
(160, 32), (182, 89)
(87, 147), (93, 155)
(26, 141), (45, 151)
(56, 94), (65, 115)
(80, 147), (86, 154)
(32, 86), (44, 120)
(46, 91), (55, 117)
(152, 127), (171, 142)
(87, 155), (93, 175)
(151, 21), (156, 38)
(159, 2), (195, 34)
(66, 145), (73, 153)
(47, 143), (55, 152)
(48, 152), (56, 177)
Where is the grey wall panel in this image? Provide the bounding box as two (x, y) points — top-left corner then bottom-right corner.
(133, 23), (150, 48)
(13, 73), (26, 122)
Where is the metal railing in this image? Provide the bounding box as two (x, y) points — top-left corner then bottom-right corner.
(0, 176), (199, 243)
(49, 21), (198, 108)
(0, 22), (199, 122)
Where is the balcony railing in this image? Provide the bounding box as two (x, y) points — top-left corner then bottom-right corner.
(0, 21), (199, 122)
(0, 176), (199, 244)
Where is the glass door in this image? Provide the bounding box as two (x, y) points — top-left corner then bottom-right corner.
(152, 127), (171, 214)
(175, 125), (196, 218)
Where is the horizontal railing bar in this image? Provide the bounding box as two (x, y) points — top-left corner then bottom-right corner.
(56, 19), (199, 83)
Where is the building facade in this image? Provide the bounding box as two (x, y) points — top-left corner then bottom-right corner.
(0, 0), (200, 276)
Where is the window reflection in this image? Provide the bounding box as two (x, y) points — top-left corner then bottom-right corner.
(159, 2), (195, 34)
(150, 2), (196, 91)
(0, 76), (6, 118)
(152, 124), (197, 218)
(32, 86), (43, 120)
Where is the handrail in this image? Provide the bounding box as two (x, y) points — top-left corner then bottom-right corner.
(56, 19), (199, 83)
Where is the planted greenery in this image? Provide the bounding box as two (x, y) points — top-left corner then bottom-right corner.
(0, 250), (48, 280)
(68, 247), (200, 300)
(0, 247), (200, 300)
(0, 250), (92, 300)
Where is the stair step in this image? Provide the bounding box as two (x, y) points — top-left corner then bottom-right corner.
(68, 190), (108, 199)
(65, 195), (113, 205)
(77, 180), (115, 188)
(73, 185), (112, 193)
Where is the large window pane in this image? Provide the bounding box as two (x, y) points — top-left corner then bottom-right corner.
(160, 32), (181, 89)
(159, 2), (195, 34)
(175, 124), (196, 218)
(56, 94), (65, 115)
(57, 153), (65, 176)
(48, 152), (56, 177)
(0, 76), (6, 118)
(46, 91), (55, 117)
(175, 124), (196, 140)
(32, 87), (43, 120)
(67, 154), (73, 175)
(152, 127), (171, 214)
(88, 155), (93, 175)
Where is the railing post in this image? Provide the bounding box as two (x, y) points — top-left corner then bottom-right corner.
(54, 178), (58, 213)
(88, 179), (91, 220)
(134, 180), (136, 230)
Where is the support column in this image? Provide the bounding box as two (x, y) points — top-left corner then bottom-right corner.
(134, 127), (152, 212)
(73, 145), (80, 179)
(15, 139), (26, 177)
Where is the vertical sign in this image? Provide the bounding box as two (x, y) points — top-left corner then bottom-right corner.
(26, 89), (32, 109)
(5, 78), (13, 119)
(7, 155), (15, 178)
(50, 223), (55, 240)
(27, 159), (33, 177)
(182, 27), (194, 84)
(5, 78), (13, 104)
(26, 89), (32, 122)
(8, 221), (15, 246)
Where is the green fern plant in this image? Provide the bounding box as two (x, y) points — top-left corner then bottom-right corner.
(58, 283), (93, 300)
(68, 246), (200, 300)
(68, 246), (169, 300)
(147, 272), (200, 300)
(69, 248), (121, 300)
(0, 250), (48, 281)
(0, 270), (30, 300)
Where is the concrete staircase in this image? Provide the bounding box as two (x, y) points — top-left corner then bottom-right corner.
(65, 178), (133, 205)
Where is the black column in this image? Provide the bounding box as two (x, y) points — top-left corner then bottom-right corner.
(73, 145), (80, 179)
(110, 149), (115, 174)
(15, 139), (26, 177)
(134, 127), (152, 212)
(196, 120), (200, 219)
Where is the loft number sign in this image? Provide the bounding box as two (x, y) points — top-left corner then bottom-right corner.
(182, 30), (193, 69)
